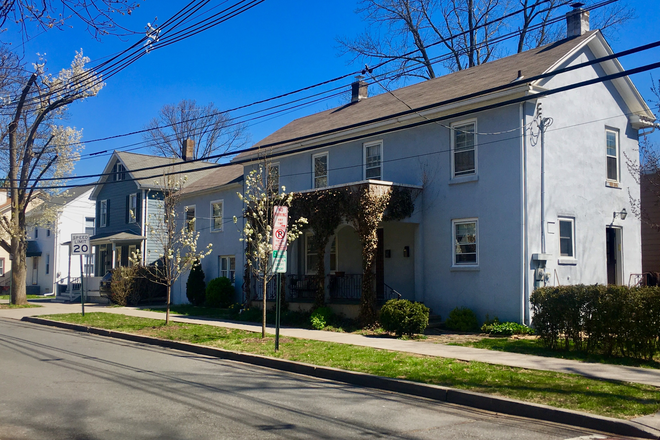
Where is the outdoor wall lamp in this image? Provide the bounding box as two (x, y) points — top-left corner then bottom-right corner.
(613, 208), (627, 220)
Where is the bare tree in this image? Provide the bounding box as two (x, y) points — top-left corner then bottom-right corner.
(338, 0), (634, 81)
(0, 0), (141, 40)
(0, 50), (103, 305)
(143, 99), (248, 163)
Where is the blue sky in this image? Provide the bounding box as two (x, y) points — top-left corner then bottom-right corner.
(4, 0), (660, 182)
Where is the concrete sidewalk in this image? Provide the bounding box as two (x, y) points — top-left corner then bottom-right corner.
(2, 300), (660, 389)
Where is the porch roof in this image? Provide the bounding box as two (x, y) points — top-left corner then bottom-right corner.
(89, 231), (145, 245)
(296, 179), (423, 195)
(26, 240), (41, 257)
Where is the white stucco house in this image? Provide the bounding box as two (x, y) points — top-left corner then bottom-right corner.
(25, 186), (96, 296)
(227, 6), (655, 323)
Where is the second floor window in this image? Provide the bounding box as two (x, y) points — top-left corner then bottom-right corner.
(268, 164), (280, 195)
(313, 153), (328, 188)
(211, 200), (223, 232)
(0, 258), (4, 276)
(100, 200), (108, 227)
(452, 121), (477, 177)
(34, 227), (38, 238)
(185, 205), (196, 232)
(364, 141), (382, 180)
(606, 128), (619, 182)
(128, 193), (138, 223)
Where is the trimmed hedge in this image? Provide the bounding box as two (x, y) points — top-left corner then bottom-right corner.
(445, 307), (479, 332)
(206, 277), (234, 308)
(379, 299), (430, 337)
(531, 284), (660, 360)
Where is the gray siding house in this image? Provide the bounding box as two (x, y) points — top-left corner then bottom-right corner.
(231, 9), (655, 323)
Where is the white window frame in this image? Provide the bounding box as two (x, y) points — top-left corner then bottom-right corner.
(129, 193), (138, 224)
(210, 200), (224, 232)
(452, 218), (479, 266)
(451, 119), (478, 178)
(184, 205), (196, 232)
(115, 163), (125, 181)
(363, 140), (383, 180)
(312, 152), (329, 189)
(606, 128), (620, 183)
(558, 217), (576, 259)
(0, 258), (4, 277)
(100, 200), (108, 228)
(268, 163), (280, 195)
(219, 255), (236, 285)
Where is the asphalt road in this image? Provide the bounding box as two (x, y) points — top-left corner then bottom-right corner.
(0, 318), (618, 440)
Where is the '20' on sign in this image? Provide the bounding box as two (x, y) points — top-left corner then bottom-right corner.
(71, 233), (91, 255)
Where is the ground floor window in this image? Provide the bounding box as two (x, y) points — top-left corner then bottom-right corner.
(453, 219), (478, 266)
(219, 255), (236, 284)
(559, 218), (575, 258)
(306, 233), (337, 274)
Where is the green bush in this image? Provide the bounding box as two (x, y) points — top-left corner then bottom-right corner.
(488, 322), (534, 336)
(205, 277), (234, 308)
(531, 284), (660, 360)
(445, 307), (479, 332)
(379, 299), (430, 337)
(310, 307), (334, 330)
(186, 260), (206, 306)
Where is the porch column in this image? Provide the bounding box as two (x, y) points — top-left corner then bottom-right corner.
(111, 243), (116, 269)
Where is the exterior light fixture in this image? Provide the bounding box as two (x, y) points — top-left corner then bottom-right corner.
(613, 208), (627, 220)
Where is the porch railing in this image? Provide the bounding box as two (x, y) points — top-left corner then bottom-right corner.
(381, 283), (402, 301)
(288, 274), (319, 301)
(328, 273), (362, 301)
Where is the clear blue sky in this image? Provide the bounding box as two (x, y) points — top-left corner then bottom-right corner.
(4, 0), (660, 182)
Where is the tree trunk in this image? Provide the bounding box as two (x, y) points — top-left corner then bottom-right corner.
(358, 229), (378, 325)
(10, 235), (27, 305)
(262, 276), (267, 338)
(166, 284), (171, 325)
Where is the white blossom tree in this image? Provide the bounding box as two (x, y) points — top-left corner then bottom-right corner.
(0, 50), (103, 305)
(235, 163), (307, 338)
(138, 174), (212, 324)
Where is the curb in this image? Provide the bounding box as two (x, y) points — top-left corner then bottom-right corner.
(22, 316), (660, 440)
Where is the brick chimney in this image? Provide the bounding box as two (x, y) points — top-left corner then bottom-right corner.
(566, 3), (589, 38)
(182, 138), (194, 161)
(351, 76), (368, 103)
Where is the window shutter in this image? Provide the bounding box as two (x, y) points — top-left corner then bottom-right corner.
(96, 201), (100, 226)
(136, 193), (142, 226)
(125, 195), (129, 224)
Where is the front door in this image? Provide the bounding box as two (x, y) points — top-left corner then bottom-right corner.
(31, 257), (39, 285)
(606, 227), (621, 285)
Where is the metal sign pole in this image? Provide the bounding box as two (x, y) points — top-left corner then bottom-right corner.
(80, 254), (84, 317)
(275, 273), (281, 351)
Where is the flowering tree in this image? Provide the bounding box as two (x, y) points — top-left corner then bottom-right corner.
(0, 50), (103, 305)
(138, 174), (212, 324)
(235, 163), (307, 338)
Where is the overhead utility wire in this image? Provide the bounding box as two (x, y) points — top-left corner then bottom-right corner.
(13, 40), (660, 182)
(13, 55), (660, 190)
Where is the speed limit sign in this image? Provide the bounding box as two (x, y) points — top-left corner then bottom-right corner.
(71, 233), (91, 255)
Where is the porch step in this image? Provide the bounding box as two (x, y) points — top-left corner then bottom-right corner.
(53, 293), (81, 303)
(427, 314), (443, 328)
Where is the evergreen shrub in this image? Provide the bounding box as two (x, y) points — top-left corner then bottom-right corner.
(379, 299), (430, 336)
(445, 307), (479, 332)
(310, 306), (334, 330)
(206, 277), (234, 308)
(186, 260), (206, 306)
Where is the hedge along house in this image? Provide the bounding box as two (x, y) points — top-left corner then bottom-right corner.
(170, 164), (245, 305)
(232, 6), (655, 323)
(88, 147), (222, 297)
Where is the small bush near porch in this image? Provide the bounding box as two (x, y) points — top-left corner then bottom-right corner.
(379, 299), (429, 336)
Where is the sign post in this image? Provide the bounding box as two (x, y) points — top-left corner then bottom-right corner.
(71, 233), (91, 316)
(272, 206), (288, 351)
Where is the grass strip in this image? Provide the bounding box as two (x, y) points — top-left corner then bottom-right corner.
(450, 338), (660, 370)
(0, 304), (42, 309)
(0, 295), (44, 300)
(43, 312), (660, 420)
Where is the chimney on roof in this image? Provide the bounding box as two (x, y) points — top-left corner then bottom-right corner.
(566, 3), (589, 38)
(351, 76), (368, 103)
(182, 138), (194, 161)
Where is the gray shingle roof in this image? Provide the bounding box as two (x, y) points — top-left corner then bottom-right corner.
(234, 32), (597, 161)
(116, 151), (219, 189)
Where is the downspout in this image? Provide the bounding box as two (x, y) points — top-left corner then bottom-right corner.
(142, 189), (148, 265)
(520, 102), (528, 325)
(540, 106), (546, 256)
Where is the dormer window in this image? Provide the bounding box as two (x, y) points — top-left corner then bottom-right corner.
(115, 163), (125, 181)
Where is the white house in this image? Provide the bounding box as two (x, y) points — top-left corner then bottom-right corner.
(25, 186), (95, 296)
(229, 6), (655, 323)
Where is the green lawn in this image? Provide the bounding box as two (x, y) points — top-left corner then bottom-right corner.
(42, 312), (660, 420)
(0, 304), (42, 309)
(450, 337), (660, 370)
(0, 295), (45, 300)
